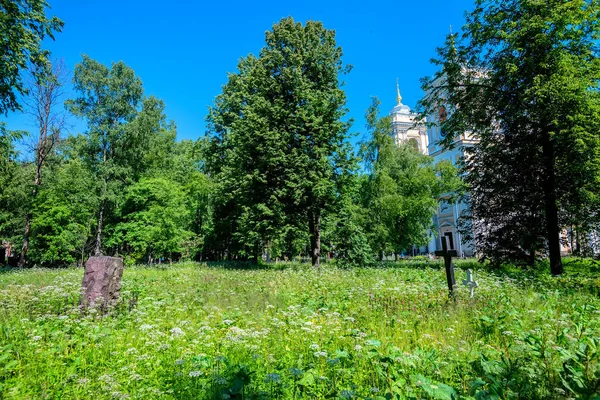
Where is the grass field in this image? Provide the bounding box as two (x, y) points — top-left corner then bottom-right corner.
(0, 259), (599, 399)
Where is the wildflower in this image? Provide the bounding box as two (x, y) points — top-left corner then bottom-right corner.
(174, 359), (185, 365)
(370, 387), (380, 392)
(78, 378), (90, 385)
(170, 327), (184, 337)
(140, 324), (154, 331)
(314, 351), (327, 358)
(354, 345), (363, 351)
(309, 343), (320, 350)
(222, 319), (234, 325)
(31, 335), (42, 341)
(502, 330), (514, 336)
(189, 370), (202, 377)
(130, 373), (143, 381)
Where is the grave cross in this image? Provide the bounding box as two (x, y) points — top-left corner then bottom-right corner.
(462, 269), (478, 298)
(435, 237), (457, 297)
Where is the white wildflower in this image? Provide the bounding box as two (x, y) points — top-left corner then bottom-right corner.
(170, 327), (184, 337)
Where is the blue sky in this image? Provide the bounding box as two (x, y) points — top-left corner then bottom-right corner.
(3, 0), (474, 145)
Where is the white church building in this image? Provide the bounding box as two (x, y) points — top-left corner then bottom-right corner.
(390, 83), (476, 256)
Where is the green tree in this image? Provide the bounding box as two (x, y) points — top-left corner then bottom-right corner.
(114, 177), (192, 264)
(420, 0), (600, 274)
(168, 140), (213, 261)
(206, 17), (354, 266)
(66, 55), (143, 256)
(29, 157), (98, 266)
(0, 0), (63, 114)
(361, 97), (461, 259)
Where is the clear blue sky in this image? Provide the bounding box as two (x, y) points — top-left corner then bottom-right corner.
(3, 0), (474, 145)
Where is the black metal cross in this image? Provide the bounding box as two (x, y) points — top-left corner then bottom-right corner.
(435, 237), (457, 297)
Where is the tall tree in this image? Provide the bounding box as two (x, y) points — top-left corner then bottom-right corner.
(419, 0), (600, 274)
(66, 55), (143, 255)
(17, 59), (66, 266)
(207, 17), (353, 266)
(0, 0), (63, 115)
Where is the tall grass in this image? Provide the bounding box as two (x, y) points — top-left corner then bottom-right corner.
(0, 261), (598, 399)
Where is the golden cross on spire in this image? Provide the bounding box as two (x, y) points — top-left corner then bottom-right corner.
(396, 78), (402, 105)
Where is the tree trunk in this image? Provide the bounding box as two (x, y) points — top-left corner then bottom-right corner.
(308, 210), (321, 268)
(266, 241), (271, 263)
(528, 246), (536, 267)
(94, 202), (105, 256)
(17, 217), (32, 267)
(541, 132), (563, 275)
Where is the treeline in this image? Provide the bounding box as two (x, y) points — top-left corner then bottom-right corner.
(6, 0), (600, 272)
(0, 14), (459, 267)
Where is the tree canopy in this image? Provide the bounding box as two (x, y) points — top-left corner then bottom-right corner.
(0, 0), (63, 115)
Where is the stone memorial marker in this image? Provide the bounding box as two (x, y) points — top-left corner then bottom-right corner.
(81, 256), (124, 308)
(435, 237), (457, 298)
(462, 269), (479, 298)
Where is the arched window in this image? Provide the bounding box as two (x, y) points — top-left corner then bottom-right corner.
(439, 106), (448, 137)
(408, 138), (419, 151)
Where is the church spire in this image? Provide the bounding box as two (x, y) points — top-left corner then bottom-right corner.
(396, 78), (402, 105)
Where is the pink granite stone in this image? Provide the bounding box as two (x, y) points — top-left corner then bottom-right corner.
(81, 256), (124, 307)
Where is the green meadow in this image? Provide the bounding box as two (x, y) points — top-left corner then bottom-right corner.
(1, 260), (599, 399)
